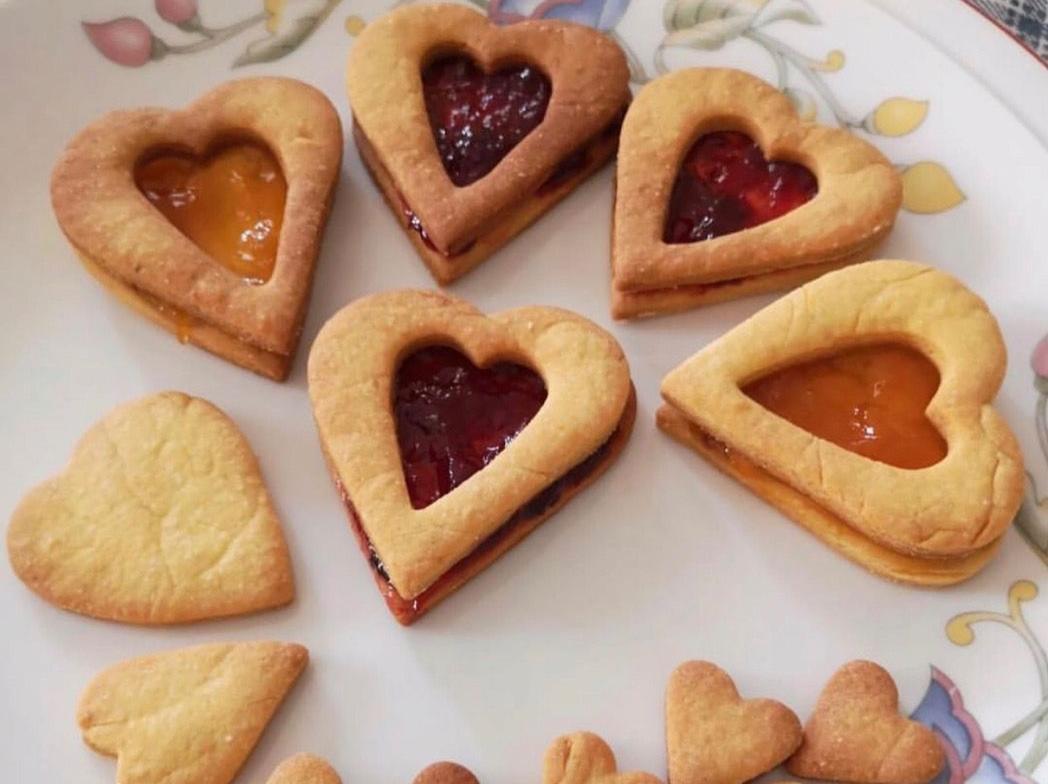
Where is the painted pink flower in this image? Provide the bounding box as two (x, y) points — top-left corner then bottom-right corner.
(155, 0), (198, 25)
(1033, 333), (1048, 383)
(82, 18), (158, 67)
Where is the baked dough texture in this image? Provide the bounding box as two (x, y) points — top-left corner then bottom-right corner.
(50, 77), (342, 380)
(6, 391), (294, 624)
(659, 260), (1024, 584)
(666, 661), (802, 784)
(267, 754), (342, 784)
(613, 68), (902, 318)
(543, 732), (664, 784)
(308, 290), (632, 602)
(78, 641), (308, 784)
(414, 762), (481, 784)
(786, 661), (944, 784)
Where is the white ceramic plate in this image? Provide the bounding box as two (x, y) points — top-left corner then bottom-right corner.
(2, 1), (1047, 781)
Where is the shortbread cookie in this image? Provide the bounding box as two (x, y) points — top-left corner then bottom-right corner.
(348, 4), (629, 283)
(268, 754), (342, 784)
(309, 290), (634, 624)
(543, 732), (663, 784)
(667, 661), (802, 784)
(51, 78), (342, 380)
(414, 761), (480, 784)
(612, 68), (901, 318)
(7, 391), (294, 624)
(659, 260), (1024, 584)
(78, 641), (308, 784)
(786, 661), (944, 784)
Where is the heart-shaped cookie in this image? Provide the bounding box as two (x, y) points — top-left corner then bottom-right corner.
(268, 754), (342, 784)
(78, 641), (308, 784)
(347, 4), (630, 283)
(308, 290), (634, 623)
(612, 68), (902, 319)
(666, 661), (802, 784)
(786, 661), (944, 784)
(6, 391), (294, 624)
(543, 732), (663, 784)
(414, 761), (480, 784)
(51, 77), (342, 380)
(658, 260), (1024, 584)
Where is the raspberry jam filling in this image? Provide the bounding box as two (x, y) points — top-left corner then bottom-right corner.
(135, 143), (286, 283)
(664, 130), (817, 244)
(423, 56), (551, 187)
(743, 344), (947, 469)
(394, 346), (548, 509)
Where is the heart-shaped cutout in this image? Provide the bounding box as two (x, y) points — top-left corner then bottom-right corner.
(743, 344), (947, 470)
(423, 56), (551, 187)
(267, 754), (342, 784)
(395, 345), (548, 508)
(6, 391), (295, 624)
(308, 290), (634, 624)
(348, 4), (630, 283)
(612, 68), (902, 319)
(51, 78), (342, 380)
(543, 732), (663, 784)
(666, 661), (802, 784)
(786, 660), (944, 784)
(664, 130), (818, 244)
(414, 762), (480, 784)
(658, 260), (1024, 584)
(135, 142), (286, 284)
(78, 641), (308, 784)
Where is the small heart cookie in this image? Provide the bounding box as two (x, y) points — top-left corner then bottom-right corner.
(667, 661), (802, 784)
(414, 761), (480, 784)
(267, 754), (342, 784)
(786, 661), (944, 784)
(543, 733), (664, 784)
(78, 641), (308, 784)
(7, 391), (294, 624)
(51, 78), (342, 380)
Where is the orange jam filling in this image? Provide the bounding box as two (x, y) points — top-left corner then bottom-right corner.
(743, 344), (947, 469)
(135, 143), (286, 284)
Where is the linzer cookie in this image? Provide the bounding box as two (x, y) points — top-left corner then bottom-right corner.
(308, 290), (634, 624)
(51, 78), (342, 380)
(659, 260), (1024, 584)
(6, 391), (294, 624)
(347, 3), (630, 283)
(78, 641), (308, 784)
(612, 68), (901, 318)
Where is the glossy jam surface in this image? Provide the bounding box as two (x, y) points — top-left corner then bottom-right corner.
(743, 345), (947, 469)
(664, 131), (817, 244)
(135, 143), (286, 283)
(394, 346), (548, 509)
(423, 56), (551, 187)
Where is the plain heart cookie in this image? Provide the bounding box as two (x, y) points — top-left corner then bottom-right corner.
(308, 290), (634, 624)
(666, 661), (802, 784)
(347, 3), (630, 283)
(658, 260), (1024, 584)
(267, 754), (342, 784)
(612, 68), (901, 318)
(51, 77), (342, 380)
(543, 732), (663, 784)
(786, 660), (944, 784)
(6, 391), (294, 624)
(78, 641), (308, 784)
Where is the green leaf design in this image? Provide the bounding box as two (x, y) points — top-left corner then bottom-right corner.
(663, 0), (762, 34)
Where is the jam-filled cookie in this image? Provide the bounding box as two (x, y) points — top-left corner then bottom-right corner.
(347, 4), (630, 284)
(308, 290), (635, 624)
(51, 78), (342, 380)
(612, 68), (902, 319)
(658, 260), (1024, 584)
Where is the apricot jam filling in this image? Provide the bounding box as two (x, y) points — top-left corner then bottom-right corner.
(664, 130), (817, 244)
(743, 344), (947, 469)
(135, 142), (286, 284)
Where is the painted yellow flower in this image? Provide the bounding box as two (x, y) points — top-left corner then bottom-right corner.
(867, 98), (929, 137)
(900, 162), (965, 214)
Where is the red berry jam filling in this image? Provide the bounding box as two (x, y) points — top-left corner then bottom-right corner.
(664, 131), (818, 244)
(394, 345), (548, 509)
(423, 56), (551, 187)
